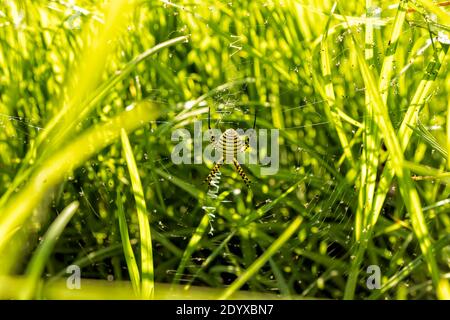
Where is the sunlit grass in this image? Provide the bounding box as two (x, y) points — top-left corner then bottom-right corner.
(0, 0), (449, 300)
(121, 128), (154, 299)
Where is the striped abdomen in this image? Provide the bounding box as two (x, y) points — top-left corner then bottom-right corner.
(218, 129), (244, 163)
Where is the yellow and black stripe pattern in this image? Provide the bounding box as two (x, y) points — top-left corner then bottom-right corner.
(233, 158), (251, 187)
(205, 129), (251, 188)
(205, 162), (222, 186)
(219, 129), (245, 162)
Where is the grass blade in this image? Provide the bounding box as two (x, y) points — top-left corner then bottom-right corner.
(20, 201), (79, 299)
(121, 128), (154, 299)
(320, 2), (355, 166)
(116, 190), (141, 296)
(355, 0), (382, 241)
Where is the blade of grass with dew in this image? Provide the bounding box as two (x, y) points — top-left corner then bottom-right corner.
(0, 101), (159, 266)
(116, 190), (140, 296)
(320, 2), (355, 167)
(343, 16), (440, 298)
(121, 128), (154, 299)
(355, 0), (381, 241)
(218, 216), (303, 300)
(151, 229), (183, 258)
(19, 201), (79, 299)
(379, 0), (408, 101)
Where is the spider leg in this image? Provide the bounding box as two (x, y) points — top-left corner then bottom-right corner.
(232, 158), (251, 188)
(242, 136), (250, 152)
(205, 158), (223, 186)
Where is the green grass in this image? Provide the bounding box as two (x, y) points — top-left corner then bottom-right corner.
(19, 201), (79, 299)
(1, 0), (450, 300)
(121, 128), (154, 298)
(116, 190), (141, 295)
(218, 216), (303, 299)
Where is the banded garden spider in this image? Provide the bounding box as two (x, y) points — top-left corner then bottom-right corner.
(204, 107), (257, 188)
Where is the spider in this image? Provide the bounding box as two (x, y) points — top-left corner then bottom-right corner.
(204, 107), (257, 188)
